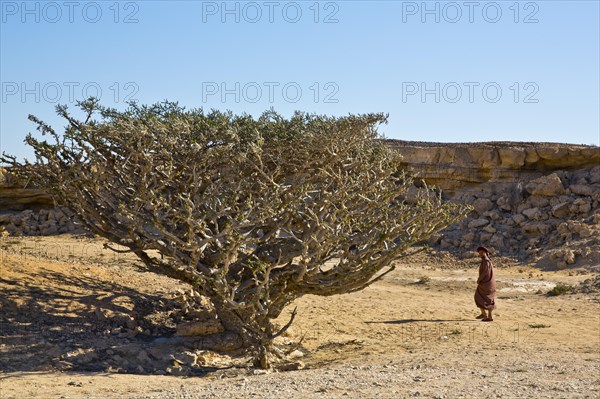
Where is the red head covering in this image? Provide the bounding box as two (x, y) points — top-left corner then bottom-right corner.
(477, 246), (490, 253)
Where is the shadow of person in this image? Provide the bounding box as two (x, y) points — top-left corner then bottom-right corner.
(363, 319), (476, 324)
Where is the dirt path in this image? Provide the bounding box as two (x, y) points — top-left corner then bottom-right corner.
(1, 236), (599, 398)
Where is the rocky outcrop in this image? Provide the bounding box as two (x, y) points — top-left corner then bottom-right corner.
(387, 141), (600, 193)
(0, 168), (53, 210)
(428, 179), (597, 268)
(2, 141), (600, 269)
(434, 165), (599, 267)
(381, 141), (600, 269)
(0, 207), (85, 236)
(0, 168), (83, 235)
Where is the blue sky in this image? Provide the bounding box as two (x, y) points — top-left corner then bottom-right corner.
(1, 0), (599, 160)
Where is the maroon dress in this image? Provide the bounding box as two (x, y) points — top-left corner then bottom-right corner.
(475, 257), (496, 310)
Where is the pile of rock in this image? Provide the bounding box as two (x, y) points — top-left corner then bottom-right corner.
(1, 167), (84, 236)
(436, 166), (600, 269)
(96, 334), (242, 376)
(3, 287), (244, 375)
(30, 287), (301, 375)
(0, 207), (85, 236)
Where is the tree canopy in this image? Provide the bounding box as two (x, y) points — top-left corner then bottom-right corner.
(2, 99), (467, 368)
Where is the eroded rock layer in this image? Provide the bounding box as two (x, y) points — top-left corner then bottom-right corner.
(2, 141), (599, 269)
(387, 141), (600, 269)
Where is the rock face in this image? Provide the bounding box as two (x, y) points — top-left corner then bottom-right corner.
(0, 168), (83, 235)
(390, 141), (600, 269)
(525, 173), (565, 196)
(0, 168), (53, 211)
(2, 141), (600, 269)
(388, 140), (600, 193)
(0, 205), (85, 236)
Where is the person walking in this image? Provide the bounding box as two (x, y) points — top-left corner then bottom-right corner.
(475, 246), (496, 322)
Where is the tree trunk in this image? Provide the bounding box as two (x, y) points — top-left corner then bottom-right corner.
(211, 299), (275, 369)
(256, 338), (272, 369)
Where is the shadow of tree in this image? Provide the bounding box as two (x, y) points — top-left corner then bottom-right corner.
(0, 267), (183, 374)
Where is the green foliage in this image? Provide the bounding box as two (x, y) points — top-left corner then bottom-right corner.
(548, 283), (572, 296)
(2, 98), (468, 368)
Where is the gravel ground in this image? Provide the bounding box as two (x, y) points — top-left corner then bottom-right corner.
(1, 236), (599, 399)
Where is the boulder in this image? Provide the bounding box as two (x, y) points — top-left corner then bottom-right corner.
(40, 224), (59, 236)
(522, 207), (542, 220)
(512, 214), (526, 225)
(489, 234), (505, 249)
(572, 198), (592, 214)
(564, 250), (576, 265)
(136, 350), (152, 364)
(557, 222), (571, 235)
(480, 232), (493, 242)
(473, 198), (494, 214)
(483, 210), (501, 221)
(198, 332), (243, 352)
(570, 184), (594, 196)
(496, 196), (512, 211)
(551, 202), (570, 218)
(462, 232), (476, 242)
(580, 202), (592, 214)
(590, 166), (600, 184)
(172, 351), (198, 367)
(522, 222), (550, 237)
(578, 226), (593, 238)
(279, 361), (305, 371)
(195, 351), (234, 368)
(525, 173), (565, 196)
(0, 213), (15, 224)
(527, 195), (550, 208)
(176, 318), (224, 337)
(467, 218), (489, 229)
(4, 223), (19, 235)
(482, 225), (497, 233)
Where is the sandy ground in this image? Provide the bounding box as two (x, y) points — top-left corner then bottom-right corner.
(1, 235), (599, 399)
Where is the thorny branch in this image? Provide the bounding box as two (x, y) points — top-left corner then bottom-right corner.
(2, 100), (468, 368)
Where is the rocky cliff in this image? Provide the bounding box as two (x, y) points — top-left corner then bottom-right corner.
(0, 168), (82, 235)
(387, 140), (600, 193)
(387, 141), (600, 269)
(0, 167), (53, 210)
(2, 141), (599, 269)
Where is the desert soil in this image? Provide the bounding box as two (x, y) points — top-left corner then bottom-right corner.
(0, 235), (599, 399)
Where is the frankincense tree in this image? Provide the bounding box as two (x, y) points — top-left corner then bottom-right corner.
(2, 99), (466, 368)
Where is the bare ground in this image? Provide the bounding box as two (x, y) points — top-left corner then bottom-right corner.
(0, 235), (599, 399)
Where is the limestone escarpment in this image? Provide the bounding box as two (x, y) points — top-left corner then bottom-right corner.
(0, 167), (53, 210)
(386, 141), (600, 269)
(0, 168), (82, 235)
(387, 140), (600, 193)
(435, 167), (600, 269)
(2, 141), (599, 269)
